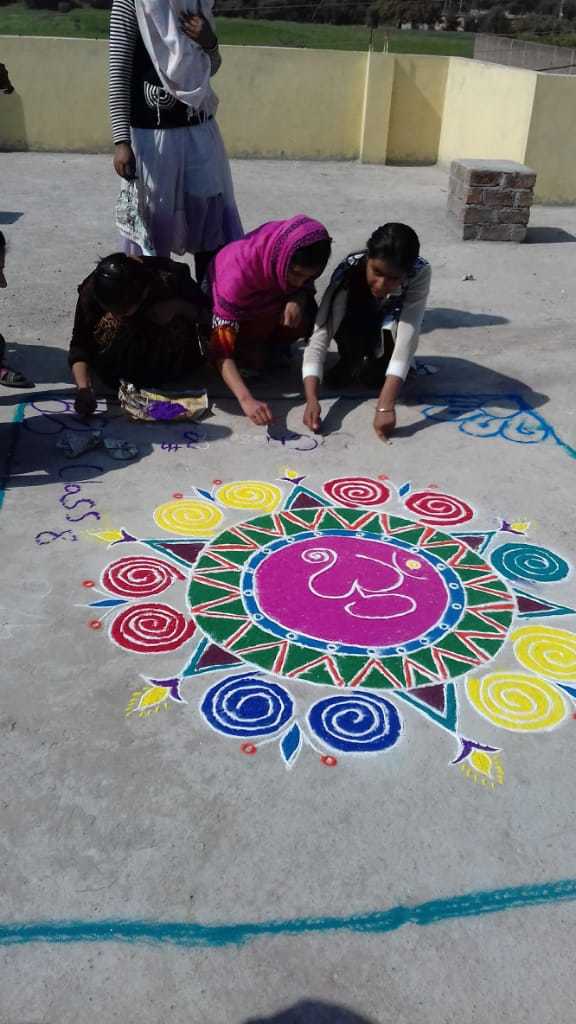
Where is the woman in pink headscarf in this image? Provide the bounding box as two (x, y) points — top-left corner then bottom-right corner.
(208, 215), (331, 425)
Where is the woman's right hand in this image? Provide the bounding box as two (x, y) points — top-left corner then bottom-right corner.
(303, 398), (322, 433)
(240, 396), (273, 426)
(113, 143), (136, 180)
(75, 387), (97, 418)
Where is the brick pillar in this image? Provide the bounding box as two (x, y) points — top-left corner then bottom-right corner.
(447, 159), (536, 241)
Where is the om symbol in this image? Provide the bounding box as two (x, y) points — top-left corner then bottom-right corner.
(301, 547), (427, 621)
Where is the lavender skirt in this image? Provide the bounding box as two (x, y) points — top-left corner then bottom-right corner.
(123, 119), (243, 258)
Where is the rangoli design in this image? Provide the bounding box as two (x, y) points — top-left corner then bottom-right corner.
(80, 474), (576, 787)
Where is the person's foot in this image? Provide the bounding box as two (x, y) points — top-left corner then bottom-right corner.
(0, 364), (34, 388)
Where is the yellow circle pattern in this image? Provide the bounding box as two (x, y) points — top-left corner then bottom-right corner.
(215, 480), (282, 513)
(153, 499), (223, 537)
(466, 672), (567, 732)
(512, 625), (576, 681)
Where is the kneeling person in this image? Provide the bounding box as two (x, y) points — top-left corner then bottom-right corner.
(302, 223), (431, 440)
(69, 253), (209, 416)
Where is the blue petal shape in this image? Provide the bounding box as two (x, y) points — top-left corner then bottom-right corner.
(280, 722), (302, 767)
(89, 598), (128, 608)
(398, 482), (412, 497)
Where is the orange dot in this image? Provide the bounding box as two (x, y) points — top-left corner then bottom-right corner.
(172, 492), (183, 499)
(241, 742), (257, 755)
(82, 580), (96, 588)
(321, 755), (337, 767)
(89, 619), (102, 630)
(378, 474), (389, 481)
(212, 479), (222, 485)
(572, 712), (576, 720)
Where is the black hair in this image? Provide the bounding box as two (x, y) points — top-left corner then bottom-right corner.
(0, 231), (6, 252)
(291, 237), (332, 272)
(93, 253), (149, 312)
(366, 223), (420, 274)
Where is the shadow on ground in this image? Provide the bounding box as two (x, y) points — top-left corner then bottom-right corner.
(421, 307), (509, 332)
(318, 356), (548, 436)
(242, 1001), (378, 1024)
(1, 399), (232, 492)
(524, 226), (576, 244)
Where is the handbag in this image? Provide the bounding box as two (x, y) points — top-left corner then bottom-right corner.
(118, 381), (209, 422)
(115, 179), (155, 256)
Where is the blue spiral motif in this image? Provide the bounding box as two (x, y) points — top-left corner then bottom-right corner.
(491, 542), (569, 583)
(200, 673), (294, 737)
(307, 693), (402, 754)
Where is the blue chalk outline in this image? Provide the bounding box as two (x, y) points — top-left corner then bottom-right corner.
(1, 879), (576, 949)
(420, 393), (576, 460)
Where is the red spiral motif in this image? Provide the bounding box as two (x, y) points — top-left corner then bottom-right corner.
(110, 603), (195, 653)
(102, 556), (185, 597)
(404, 490), (474, 525)
(323, 476), (390, 508)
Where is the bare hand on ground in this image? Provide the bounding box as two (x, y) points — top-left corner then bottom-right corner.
(373, 408), (396, 440)
(75, 387), (97, 419)
(241, 397), (273, 426)
(303, 398), (322, 433)
(113, 142), (136, 180)
(179, 13), (217, 49)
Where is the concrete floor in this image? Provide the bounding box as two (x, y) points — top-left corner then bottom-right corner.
(1, 154), (576, 1024)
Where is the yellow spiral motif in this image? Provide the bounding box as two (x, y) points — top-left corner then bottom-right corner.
(215, 480), (282, 513)
(153, 499), (223, 536)
(466, 673), (567, 732)
(511, 625), (576, 681)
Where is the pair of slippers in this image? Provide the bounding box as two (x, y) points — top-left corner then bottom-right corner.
(56, 429), (138, 461)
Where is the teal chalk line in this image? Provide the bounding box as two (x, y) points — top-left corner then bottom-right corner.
(0, 401), (25, 512)
(2, 879), (576, 949)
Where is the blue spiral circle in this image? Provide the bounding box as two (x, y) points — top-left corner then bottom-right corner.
(307, 693), (402, 754)
(200, 674), (294, 737)
(491, 542), (569, 583)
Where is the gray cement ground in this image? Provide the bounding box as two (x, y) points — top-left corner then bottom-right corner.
(1, 154), (576, 1024)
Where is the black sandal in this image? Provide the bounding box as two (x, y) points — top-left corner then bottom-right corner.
(0, 365), (34, 389)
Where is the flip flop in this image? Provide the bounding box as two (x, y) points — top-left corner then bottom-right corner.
(103, 438), (139, 461)
(57, 430), (103, 459)
(0, 365), (35, 389)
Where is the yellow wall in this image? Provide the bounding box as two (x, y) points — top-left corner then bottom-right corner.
(2, 36), (576, 201)
(525, 74), (576, 203)
(358, 51), (394, 164)
(217, 46), (366, 160)
(437, 58), (536, 166)
(387, 55), (449, 164)
(0, 36), (110, 151)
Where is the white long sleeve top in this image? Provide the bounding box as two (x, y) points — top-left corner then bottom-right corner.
(302, 253), (431, 383)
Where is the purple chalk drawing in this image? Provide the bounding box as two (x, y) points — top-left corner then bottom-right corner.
(254, 536), (449, 648)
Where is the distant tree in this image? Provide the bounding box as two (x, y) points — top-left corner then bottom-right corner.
(480, 4), (510, 31)
(464, 14), (480, 29)
(444, 12), (460, 28)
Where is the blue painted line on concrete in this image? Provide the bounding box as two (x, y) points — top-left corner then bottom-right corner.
(0, 401), (25, 513)
(1, 879), (576, 949)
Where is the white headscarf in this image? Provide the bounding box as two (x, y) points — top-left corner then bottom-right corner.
(136, 0), (218, 115)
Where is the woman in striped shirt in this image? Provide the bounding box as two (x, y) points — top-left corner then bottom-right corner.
(109, 0), (243, 282)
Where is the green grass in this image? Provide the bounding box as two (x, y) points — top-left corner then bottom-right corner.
(0, 3), (474, 54)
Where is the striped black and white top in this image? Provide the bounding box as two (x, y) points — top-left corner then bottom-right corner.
(109, 0), (222, 144)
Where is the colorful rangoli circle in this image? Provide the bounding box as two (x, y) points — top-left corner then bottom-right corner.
(188, 506), (514, 690)
(490, 542), (569, 584)
(307, 693), (402, 754)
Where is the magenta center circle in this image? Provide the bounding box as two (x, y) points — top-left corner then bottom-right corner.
(253, 536), (449, 647)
